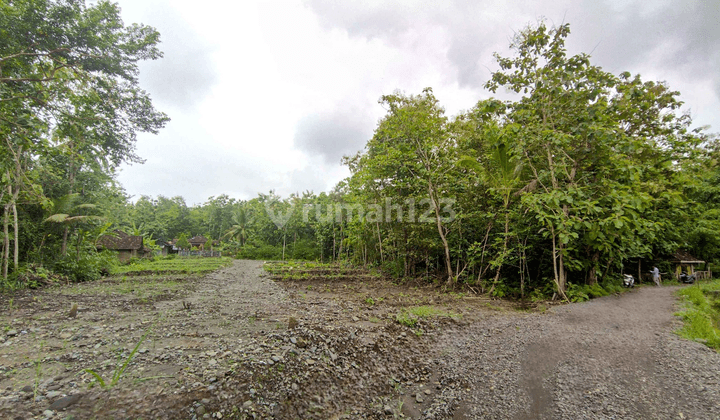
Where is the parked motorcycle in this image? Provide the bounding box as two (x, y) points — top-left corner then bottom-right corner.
(679, 273), (696, 284)
(623, 274), (635, 288)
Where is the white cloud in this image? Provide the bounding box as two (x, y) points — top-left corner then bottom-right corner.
(115, 0), (720, 204)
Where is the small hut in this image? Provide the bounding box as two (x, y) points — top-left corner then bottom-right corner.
(188, 235), (208, 250)
(97, 230), (146, 262)
(670, 251), (708, 280)
(159, 239), (178, 256)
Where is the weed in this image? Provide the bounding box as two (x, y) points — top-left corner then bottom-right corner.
(365, 297), (375, 306)
(369, 316), (381, 323)
(484, 302), (505, 311)
(84, 328), (151, 388)
(32, 342), (45, 402)
(395, 305), (460, 327)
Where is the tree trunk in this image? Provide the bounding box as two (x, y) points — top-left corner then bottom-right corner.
(375, 220), (384, 263)
(2, 201), (10, 283)
(12, 199), (18, 271)
(490, 210), (510, 294)
(338, 224), (344, 258)
(61, 151), (77, 257)
(550, 224), (568, 300)
(588, 251), (600, 285)
(428, 183), (453, 285)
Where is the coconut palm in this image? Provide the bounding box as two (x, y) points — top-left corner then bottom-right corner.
(44, 193), (103, 256)
(223, 208), (249, 246)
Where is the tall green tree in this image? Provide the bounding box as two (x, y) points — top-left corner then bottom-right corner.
(0, 0), (167, 283)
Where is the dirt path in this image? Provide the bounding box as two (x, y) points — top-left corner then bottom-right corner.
(433, 286), (720, 419)
(0, 261), (718, 419)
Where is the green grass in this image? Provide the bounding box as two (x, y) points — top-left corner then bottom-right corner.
(61, 275), (188, 301)
(676, 279), (720, 350)
(395, 305), (459, 327)
(112, 256), (233, 275)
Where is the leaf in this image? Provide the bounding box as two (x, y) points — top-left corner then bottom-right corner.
(84, 369), (107, 389)
(44, 214), (69, 223)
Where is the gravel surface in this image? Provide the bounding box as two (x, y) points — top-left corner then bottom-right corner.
(0, 260), (718, 419)
(432, 286), (720, 420)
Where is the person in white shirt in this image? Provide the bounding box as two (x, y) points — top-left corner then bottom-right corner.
(651, 266), (661, 286)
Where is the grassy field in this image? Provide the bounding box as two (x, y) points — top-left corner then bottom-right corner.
(112, 256), (234, 275)
(676, 279), (720, 350)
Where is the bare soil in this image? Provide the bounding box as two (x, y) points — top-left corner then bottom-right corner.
(0, 260), (717, 419)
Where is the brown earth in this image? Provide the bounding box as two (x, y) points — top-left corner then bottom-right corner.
(0, 260), (717, 419)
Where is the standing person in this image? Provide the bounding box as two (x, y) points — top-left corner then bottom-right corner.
(651, 266), (661, 286)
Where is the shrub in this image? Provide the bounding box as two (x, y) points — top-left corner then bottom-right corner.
(10, 264), (68, 289)
(237, 243), (283, 260)
(53, 250), (118, 282)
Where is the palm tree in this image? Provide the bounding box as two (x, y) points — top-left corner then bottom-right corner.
(223, 208), (249, 246)
(44, 193), (103, 256)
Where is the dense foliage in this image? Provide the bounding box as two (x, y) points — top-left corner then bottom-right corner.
(0, 0), (167, 285)
(2, 10), (718, 300)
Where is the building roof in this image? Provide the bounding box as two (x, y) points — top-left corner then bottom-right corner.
(670, 250), (704, 264)
(188, 235), (208, 244)
(97, 230), (143, 250)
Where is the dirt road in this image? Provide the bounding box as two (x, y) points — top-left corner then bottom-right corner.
(0, 260), (718, 419)
(435, 286), (720, 419)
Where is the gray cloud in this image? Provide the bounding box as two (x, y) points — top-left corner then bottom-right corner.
(131, 2), (218, 110)
(304, 0), (720, 102)
(293, 108), (374, 164)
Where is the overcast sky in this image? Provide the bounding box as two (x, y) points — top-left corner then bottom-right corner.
(114, 0), (720, 205)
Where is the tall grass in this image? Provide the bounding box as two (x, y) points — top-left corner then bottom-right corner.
(676, 280), (720, 350)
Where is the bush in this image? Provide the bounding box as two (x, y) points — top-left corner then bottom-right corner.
(237, 243), (283, 260)
(53, 250), (118, 282)
(290, 239), (320, 260)
(381, 259), (404, 279)
(10, 264), (68, 289)
(566, 283), (590, 302)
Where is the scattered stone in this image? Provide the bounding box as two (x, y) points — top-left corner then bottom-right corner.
(196, 406), (206, 415)
(384, 405), (394, 415)
(43, 409), (54, 417)
(49, 394), (82, 410)
(46, 391), (62, 399)
(21, 385), (33, 393)
(416, 394), (424, 403)
(288, 317), (298, 329)
(6, 330), (17, 337)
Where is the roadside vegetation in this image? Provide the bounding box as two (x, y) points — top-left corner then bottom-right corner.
(112, 256), (233, 276)
(676, 280), (720, 350)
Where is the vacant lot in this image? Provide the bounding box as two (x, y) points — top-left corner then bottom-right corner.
(0, 260), (717, 419)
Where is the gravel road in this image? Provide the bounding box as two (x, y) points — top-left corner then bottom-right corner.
(431, 286), (720, 420)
